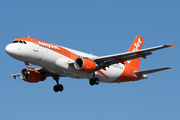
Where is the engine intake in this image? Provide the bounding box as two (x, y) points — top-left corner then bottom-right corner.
(20, 68), (42, 83)
(74, 58), (97, 72)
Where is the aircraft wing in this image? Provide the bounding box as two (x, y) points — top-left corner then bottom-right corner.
(94, 43), (174, 67)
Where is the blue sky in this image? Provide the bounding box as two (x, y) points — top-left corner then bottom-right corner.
(1, 0), (179, 120)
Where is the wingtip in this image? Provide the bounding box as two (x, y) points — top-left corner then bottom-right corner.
(171, 43), (175, 49)
(167, 67), (172, 69)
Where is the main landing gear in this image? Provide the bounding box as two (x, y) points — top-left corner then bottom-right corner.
(53, 75), (64, 92)
(89, 78), (99, 86)
(89, 72), (100, 86)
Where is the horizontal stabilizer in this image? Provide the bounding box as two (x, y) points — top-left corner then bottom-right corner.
(135, 67), (171, 76)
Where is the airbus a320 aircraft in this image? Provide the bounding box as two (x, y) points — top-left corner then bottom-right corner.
(5, 36), (174, 92)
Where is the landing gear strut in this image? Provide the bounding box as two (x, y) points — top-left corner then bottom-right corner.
(25, 61), (31, 68)
(89, 72), (100, 86)
(53, 75), (64, 92)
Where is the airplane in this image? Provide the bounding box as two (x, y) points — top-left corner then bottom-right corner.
(5, 36), (174, 92)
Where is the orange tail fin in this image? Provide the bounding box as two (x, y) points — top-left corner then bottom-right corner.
(124, 36), (143, 71)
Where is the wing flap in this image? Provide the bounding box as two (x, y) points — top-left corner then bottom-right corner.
(101, 52), (152, 66)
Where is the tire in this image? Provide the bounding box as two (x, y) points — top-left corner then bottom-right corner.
(58, 84), (64, 92)
(95, 78), (100, 85)
(53, 85), (59, 92)
(89, 79), (95, 86)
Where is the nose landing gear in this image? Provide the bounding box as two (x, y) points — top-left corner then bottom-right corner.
(25, 61), (31, 68)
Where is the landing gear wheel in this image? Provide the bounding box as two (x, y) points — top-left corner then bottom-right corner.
(53, 84), (64, 92)
(89, 78), (100, 86)
(95, 78), (100, 85)
(58, 84), (64, 91)
(53, 85), (59, 92)
(89, 79), (95, 86)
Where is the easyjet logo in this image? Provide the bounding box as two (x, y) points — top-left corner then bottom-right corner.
(38, 41), (59, 50)
(133, 38), (142, 52)
(127, 38), (142, 64)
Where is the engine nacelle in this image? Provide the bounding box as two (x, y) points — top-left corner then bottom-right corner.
(74, 58), (97, 72)
(20, 68), (42, 83)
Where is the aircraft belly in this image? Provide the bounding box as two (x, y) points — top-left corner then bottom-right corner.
(55, 65), (92, 79)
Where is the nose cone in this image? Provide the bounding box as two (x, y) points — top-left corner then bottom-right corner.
(5, 44), (14, 56)
(5, 43), (26, 61)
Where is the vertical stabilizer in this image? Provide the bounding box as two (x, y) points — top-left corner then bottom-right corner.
(125, 36), (143, 71)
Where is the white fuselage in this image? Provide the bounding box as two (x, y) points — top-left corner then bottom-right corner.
(6, 40), (125, 83)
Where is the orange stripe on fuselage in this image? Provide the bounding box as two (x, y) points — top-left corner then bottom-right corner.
(97, 70), (109, 79)
(111, 65), (141, 83)
(15, 37), (79, 61)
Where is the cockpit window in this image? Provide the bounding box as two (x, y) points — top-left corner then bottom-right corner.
(12, 40), (27, 44)
(13, 41), (18, 43)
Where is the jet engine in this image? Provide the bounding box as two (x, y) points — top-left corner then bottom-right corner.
(20, 68), (42, 83)
(74, 58), (97, 72)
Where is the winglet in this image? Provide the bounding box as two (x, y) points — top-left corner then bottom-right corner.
(171, 43), (175, 49)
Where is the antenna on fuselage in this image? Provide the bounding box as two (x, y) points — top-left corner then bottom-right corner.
(28, 36), (30, 38)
